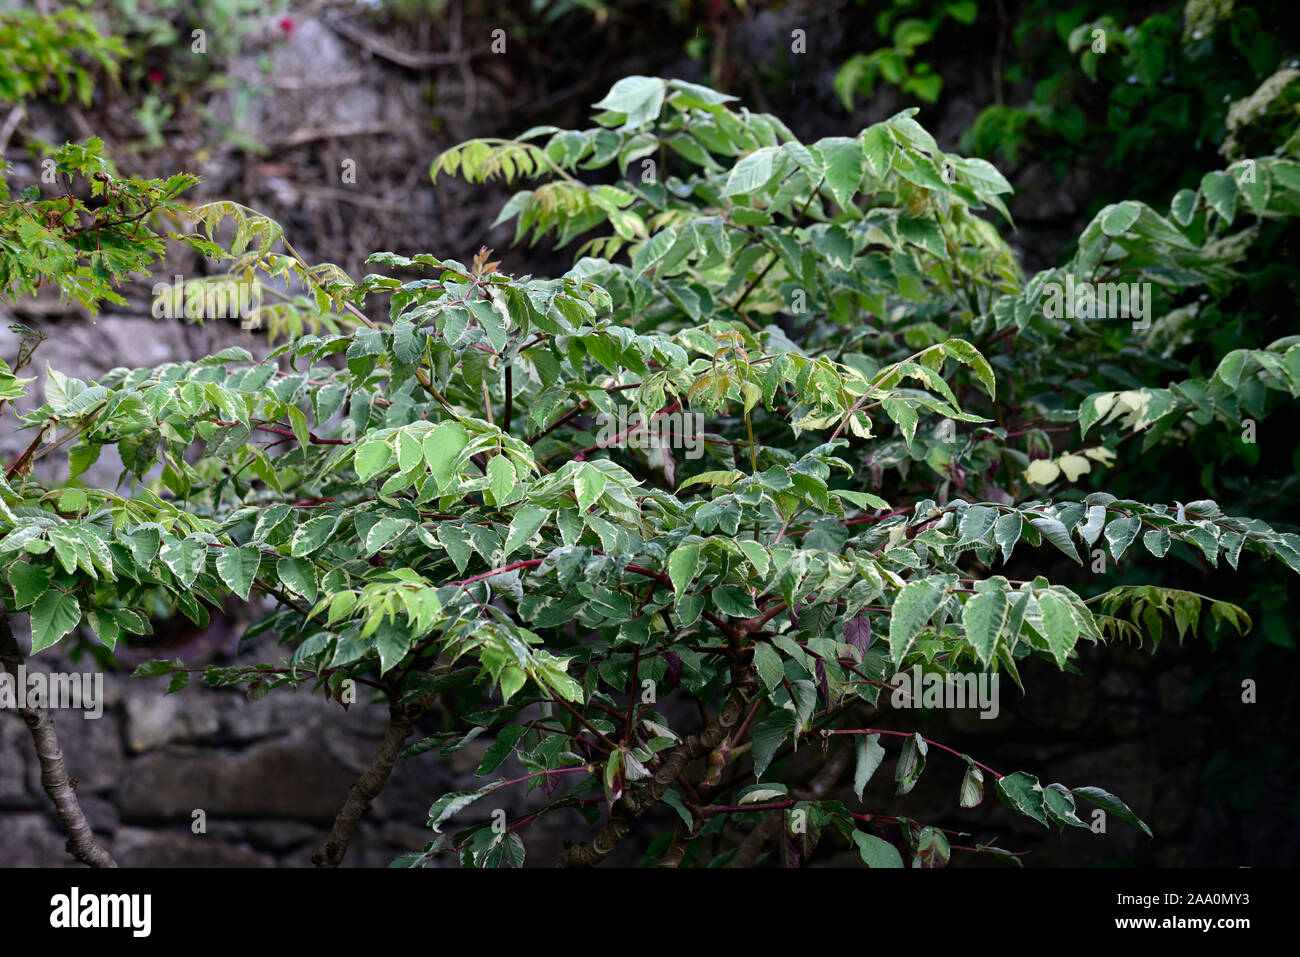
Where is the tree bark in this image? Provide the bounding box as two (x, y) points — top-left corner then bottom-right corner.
(0, 609), (117, 867)
(312, 697), (430, 867)
(557, 667), (758, 868)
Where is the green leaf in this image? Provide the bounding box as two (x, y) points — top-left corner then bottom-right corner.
(488, 454), (517, 506)
(9, 560), (52, 609)
(574, 462), (606, 512)
(376, 627), (410, 674)
(725, 146), (779, 196)
(894, 731), (928, 795)
(276, 557), (318, 604)
(477, 725), (528, 775)
(959, 762), (984, 807)
(912, 826), (950, 868)
(852, 831), (903, 868)
(994, 512), (1022, 563)
(29, 590), (81, 652)
(1072, 785), (1152, 837)
(592, 75), (667, 128)
(995, 770), (1048, 826)
(215, 545), (260, 600)
(668, 541), (700, 594)
(1200, 170), (1237, 224)
(1043, 784), (1089, 830)
(940, 338), (996, 399)
(428, 780), (502, 833)
(285, 404), (310, 449)
(662, 788), (694, 830)
(353, 438), (393, 481)
(503, 505), (548, 559)
(957, 505), (997, 545)
(817, 136), (866, 208)
(68, 443), (101, 479)
(888, 579), (946, 665)
(423, 421), (470, 491)
(752, 708), (795, 780)
(1104, 516), (1142, 562)
(1030, 516), (1082, 565)
(290, 515), (338, 557)
(862, 124), (893, 178)
(962, 579), (1008, 665)
(1035, 590), (1080, 667)
(753, 642), (784, 692)
(853, 732), (885, 801)
(365, 518), (410, 555)
(1100, 200), (1142, 236)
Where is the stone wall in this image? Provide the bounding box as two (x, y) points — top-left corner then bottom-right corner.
(4, 610), (1295, 867)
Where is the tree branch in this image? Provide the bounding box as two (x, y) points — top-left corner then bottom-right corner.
(728, 742), (851, 868)
(0, 609), (116, 867)
(312, 695), (433, 867)
(556, 663), (758, 868)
